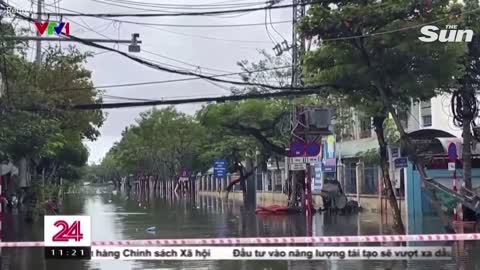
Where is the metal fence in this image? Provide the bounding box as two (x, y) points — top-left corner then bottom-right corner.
(362, 165), (379, 194)
(345, 164), (357, 194)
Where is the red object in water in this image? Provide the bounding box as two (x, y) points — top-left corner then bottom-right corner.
(255, 204), (291, 215)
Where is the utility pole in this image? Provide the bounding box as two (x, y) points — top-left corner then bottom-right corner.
(289, 0), (312, 234)
(291, 0), (305, 89)
(36, 0), (43, 63)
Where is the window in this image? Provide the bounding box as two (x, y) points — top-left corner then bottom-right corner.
(359, 116), (372, 138)
(421, 100), (432, 127)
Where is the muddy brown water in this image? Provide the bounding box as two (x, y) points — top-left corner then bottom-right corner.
(1, 192), (479, 270)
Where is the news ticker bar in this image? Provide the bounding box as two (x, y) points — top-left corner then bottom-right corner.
(45, 246), (453, 260)
(7, 233), (480, 248)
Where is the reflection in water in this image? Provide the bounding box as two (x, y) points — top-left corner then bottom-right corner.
(1, 192), (480, 270)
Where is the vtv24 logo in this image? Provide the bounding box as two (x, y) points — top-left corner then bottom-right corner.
(418, 25), (474, 42)
(44, 216), (91, 247)
(52, 220), (83, 241)
(35, 21), (70, 36)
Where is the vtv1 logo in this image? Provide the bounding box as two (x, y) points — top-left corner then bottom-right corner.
(35, 21), (70, 36)
(419, 25), (474, 42)
(45, 216), (91, 247)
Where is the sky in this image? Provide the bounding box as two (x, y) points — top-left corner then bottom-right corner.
(9, 0), (292, 164)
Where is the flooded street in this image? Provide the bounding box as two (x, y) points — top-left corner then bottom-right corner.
(2, 192), (480, 270)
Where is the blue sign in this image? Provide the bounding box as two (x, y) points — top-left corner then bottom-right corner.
(313, 162), (323, 192)
(323, 158), (336, 172)
(391, 147), (399, 158)
(213, 159), (227, 177)
(448, 143), (457, 162)
(305, 141), (321, 157)
(290, 141), (305, 157)
(394, 157), (408, 168)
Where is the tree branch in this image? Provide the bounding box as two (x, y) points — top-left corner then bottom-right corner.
(223, 122), (287, 156)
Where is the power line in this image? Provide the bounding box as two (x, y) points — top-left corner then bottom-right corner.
(27, 0), (292, 27)
(41, 31), (333, 91)
(139, 25), (272, 44)
(15, 1), (317, 17)
(25, 1), (279, 43)
(95, 0), (268, 8)
(49, 65), (294, 93)
(101, 94), (157, 101)
(142, 49), (237, 74)
(32, 88), (326, 110)
(264, 9), (278, 45)
(92, 0), (268, 11)
(64, 16), (237, 75)
(82, 19), (294, 28)
(268, 7), (288, 43)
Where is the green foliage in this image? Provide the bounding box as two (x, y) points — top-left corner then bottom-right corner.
(384, 117), (400, 145)
(99, 107), (207, 181)
(300, 0), (464, 117)
(356, 148), (381, 165)
(0, 23), (104, 184)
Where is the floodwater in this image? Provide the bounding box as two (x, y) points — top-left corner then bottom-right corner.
(1, 191), (480, 270)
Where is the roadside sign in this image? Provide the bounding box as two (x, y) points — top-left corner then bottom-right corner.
(305, 141), (321, 157)
(290, 163), (306, 171)
(313, 162), (323, 192)
(391, 147), (399, 158)
(323, 158), (336, 172)
(448, 162), (456, 171)
(290, 157), (304, 164)
(289, 156), (319, 164)
(213, 159), (227, 177)
(394, 157), (408, 168)
(448, 142), (457, 162)
(290, 141), (305, 157)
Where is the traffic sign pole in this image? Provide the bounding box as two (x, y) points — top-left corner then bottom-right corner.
(448, 142), (460, 222)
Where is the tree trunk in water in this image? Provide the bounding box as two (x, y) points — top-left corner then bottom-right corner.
(238, 165), (247, 202)
(373, 116), (405, 234)
(244, 157), (256, 210)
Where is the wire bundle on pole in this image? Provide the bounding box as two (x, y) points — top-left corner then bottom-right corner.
(451, 88), (480, 139)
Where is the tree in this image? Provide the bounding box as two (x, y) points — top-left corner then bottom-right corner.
(0, 29), (104, 221)
(300, 0), (464, 233)
(197, 99), (289, 199)
(101, 107), (208, 186)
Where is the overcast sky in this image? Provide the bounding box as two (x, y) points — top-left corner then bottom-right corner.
(10, 0), (292, 164)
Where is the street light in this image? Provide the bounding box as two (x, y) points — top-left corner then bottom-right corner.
(128, 33), (141, 53)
